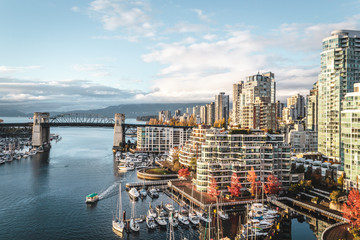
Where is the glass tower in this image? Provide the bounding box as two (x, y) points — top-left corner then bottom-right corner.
(318, 30), (360, 164)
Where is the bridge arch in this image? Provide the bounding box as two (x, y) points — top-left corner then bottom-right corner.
(49, 113), (115, 124)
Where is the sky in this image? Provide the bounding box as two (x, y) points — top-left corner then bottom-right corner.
(1, 0), (360, 113)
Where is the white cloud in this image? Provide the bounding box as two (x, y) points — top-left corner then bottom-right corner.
(88, 0), (157, 39)
(141, 15), (360, 103)
(0, 65), (42, 74)
(166, 22), (207, 33)
(192, 9), (210, 22)
(71, 6), (80, 12)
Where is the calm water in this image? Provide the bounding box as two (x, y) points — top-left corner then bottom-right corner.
(0, 117), (331, 240)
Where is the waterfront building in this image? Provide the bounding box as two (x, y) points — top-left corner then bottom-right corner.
(158, 110), (171, 122)
(206, 102), (215, 126)
(193, 128), (291, 192)
(174, 109), (181, 117)
(215, 92), (229, 123)
(306, 82), (318, 131)
(233, 72), (277, 130)
(341, 83), (360, 190)
(318, 30), (360, 163)
(178, 125), (211, 167)
(186, 107), (193, 115)
(288, 124), (318, 153)
(136, 126), (191, 153)
(193, 105), (201, 118)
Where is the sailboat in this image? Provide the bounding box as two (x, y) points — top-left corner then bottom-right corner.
(112, 184), (125, 233)
(130, 200), (140, 232)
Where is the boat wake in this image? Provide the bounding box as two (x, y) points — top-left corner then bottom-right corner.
(98, 182), (121, 200)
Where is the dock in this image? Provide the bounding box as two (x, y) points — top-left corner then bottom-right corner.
(125, 179), (182, 189)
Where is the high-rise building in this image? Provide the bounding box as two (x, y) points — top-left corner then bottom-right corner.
(318, 30), (360, 163)
(215, 92), (229, 123)
(158, 110), (171, 122)
(283, 94), (306, 123)
(341, 83), (360, 189)
(193, 105), (201, 118)
(200, 105), (207, 124)
(306, 82), (318, 131)
(276, 101), (284, 119)
(232, 81), (244, 124)
(233, 72), (277, 130)
(206, 102), (215, 126)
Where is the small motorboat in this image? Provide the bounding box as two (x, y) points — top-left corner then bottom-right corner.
(155, 215), (167, 227)
(146, 215), (157, 229)
(139, 188), (147, 198)
(130, 218), (140, 232)
(198, 212), (211, 223)
(188, 211), (200, 225)
(178, 214), (189, 225)
(164, 203), (175, 213)
(85, 193), (99, 203)
(148, 188), (159, 198)
(128, 188), (140, 201)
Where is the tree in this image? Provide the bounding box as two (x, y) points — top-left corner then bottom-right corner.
(208, 178), (219, 197)
(247, 167), (260, 196)
(178, 168), (190, 178)
(264, 174), (281, 195)
(148, 118), (159, 125)
(338, 174), (344, 191)
(187, 115), (197, 126)
(189, 157), (197, 171)
(295, 165), (305, 173)
(227, 173), (242, 197)
(343, 188), (360, 231)
(330, 190), (341, 203)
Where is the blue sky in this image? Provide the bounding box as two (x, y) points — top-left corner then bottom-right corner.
(1, 0), (360, 112)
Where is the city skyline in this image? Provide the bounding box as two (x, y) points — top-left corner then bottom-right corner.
(1, 0), (360, 112)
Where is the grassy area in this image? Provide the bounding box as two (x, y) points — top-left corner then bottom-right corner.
(145, 168), (174, 175)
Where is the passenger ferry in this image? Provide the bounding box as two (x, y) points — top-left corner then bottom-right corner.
(85, 193), (99, 203)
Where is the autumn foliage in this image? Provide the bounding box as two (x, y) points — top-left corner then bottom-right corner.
(247, 167), (261, 196)
(264, 174), (281, 195)
(178, 168), (190, 178)
(208, 178), (219, 197)
(227, 173), (242, 197)
(342, 188), (360, 229)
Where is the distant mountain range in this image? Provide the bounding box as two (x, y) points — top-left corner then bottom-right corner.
(0, 103), (208, 118)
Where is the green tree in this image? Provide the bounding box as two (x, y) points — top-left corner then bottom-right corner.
(338, 174), (344, 191)
(190, 157), (197, 171)
(330, 190), (341, 203)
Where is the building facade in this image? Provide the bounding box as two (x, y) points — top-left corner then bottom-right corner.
(318, 30), (360, 163)
(215, 92), (230, 123)
(195, 129), (291, 192)
(288, 124), (318, 153)
(233, 72), (277, 130)
(206, 102), (215, 126)
(137, 126), (191, 153)
(341, 83), (360, 189)
(306, 82), (318, 131)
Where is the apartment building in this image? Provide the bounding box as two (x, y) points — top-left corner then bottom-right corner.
(137, 126), (191, 153)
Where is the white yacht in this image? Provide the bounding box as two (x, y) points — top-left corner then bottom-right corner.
(178, 213), (189, 225)
(128, 188), (140, 200)
(130, 218), (140, 232)
(155, 215), (167, 227)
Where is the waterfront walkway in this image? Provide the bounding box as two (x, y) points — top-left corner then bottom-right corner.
(322, 223), (353, 240)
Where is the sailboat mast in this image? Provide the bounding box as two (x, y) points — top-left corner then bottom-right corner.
(119, 184), (122, 221)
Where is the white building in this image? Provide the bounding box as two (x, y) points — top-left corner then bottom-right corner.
(137, 126), (192, 153)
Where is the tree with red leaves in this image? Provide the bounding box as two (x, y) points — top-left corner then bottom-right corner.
(247, 167), (260, 196)
(227, 173), (242, 197)
(264, 174), (281, 195)
(343, 188), (360, 230)
(208, 178), (219, 197)
(178, 168), (190, 178)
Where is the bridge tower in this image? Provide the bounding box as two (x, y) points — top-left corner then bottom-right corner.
(32, 112), (50, 147)
(113, 113), (125, 150)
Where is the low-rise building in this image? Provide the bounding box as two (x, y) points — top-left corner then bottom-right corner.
(288, 124), (317, 153)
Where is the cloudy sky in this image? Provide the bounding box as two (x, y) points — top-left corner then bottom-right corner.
(1, 0), (360, 113)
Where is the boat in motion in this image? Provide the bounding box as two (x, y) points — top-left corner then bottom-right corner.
(112, 184), (125, 233)
(85, 193), (99, 203)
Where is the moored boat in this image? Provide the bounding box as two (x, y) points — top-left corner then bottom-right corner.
(146, 215), (157, 229)
(112, 184), (125, 233)
(128, 187), (140, 200)
(148, 188), (159, 198)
